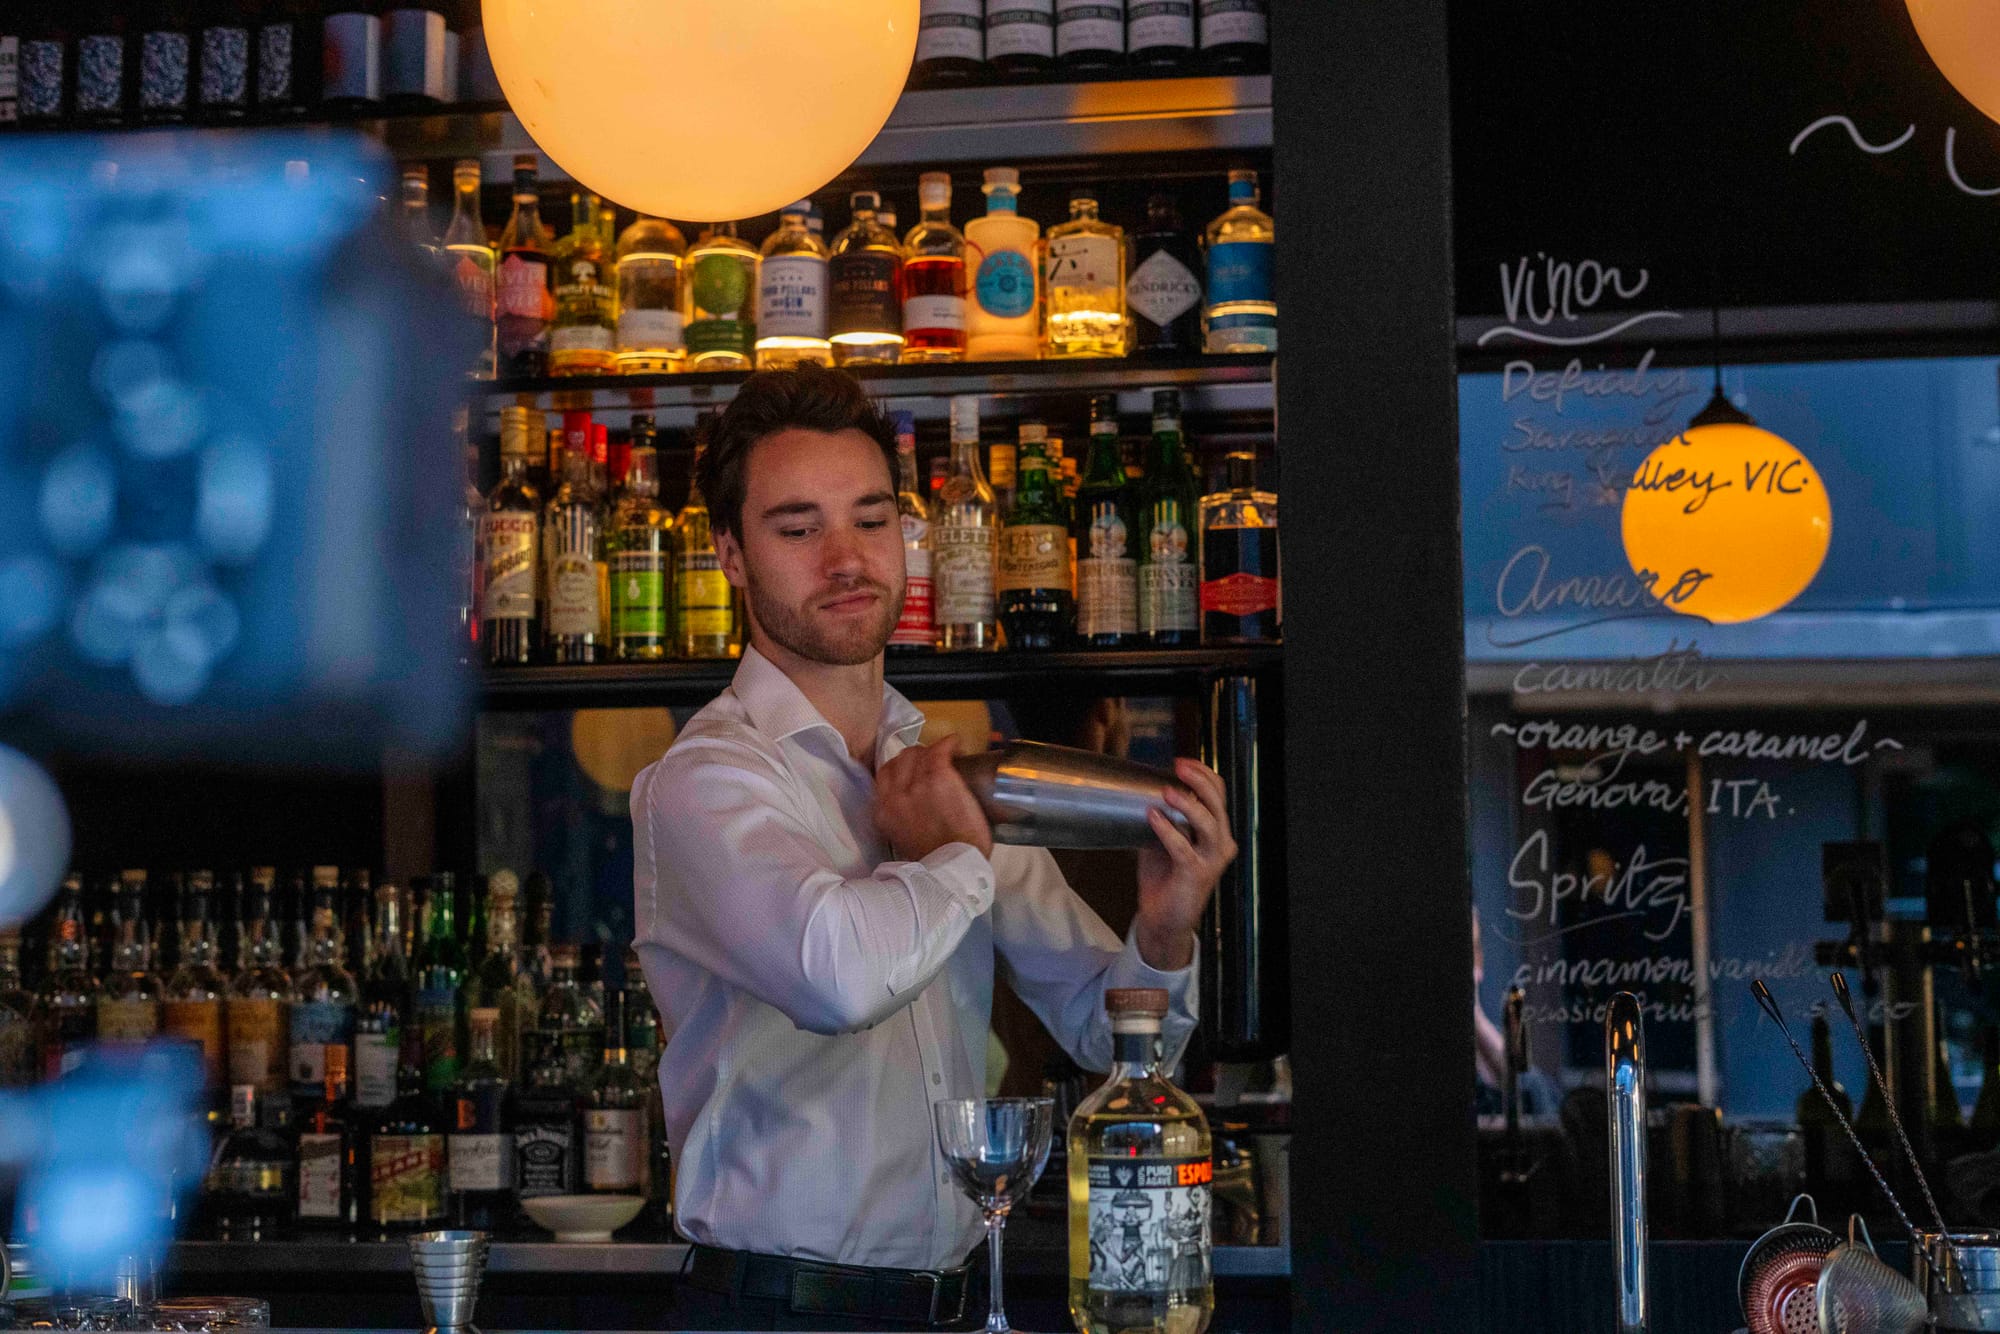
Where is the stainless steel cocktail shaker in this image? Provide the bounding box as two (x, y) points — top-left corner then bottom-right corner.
(952, 741), (1195, 849)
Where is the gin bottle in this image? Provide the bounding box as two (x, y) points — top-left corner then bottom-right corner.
(888, 411), (936, 653)
(998, 424), (1074, 649)
(966, 167), (1041, 361)
(542, 444), (606, 664)
(684, 222), (758, 370)
(550, 192), (618, 377)
(1128, 195), (1203, 355)
(441, 158), (498, 379)
(901, 173), (968, 363)
(1067, 989), (1212, 1334)
(1075, 395), (1139, 646)
(829, 191), (905, 366)
(1136, 390), (1199, 645)
(933, 395), (999, 651)
(1198, 451), (1279, 643)
(755, 201), (832, 369)
(614, 215), (688, 374)
(1044, 189), (1128, 358)
(481, 407), (542, 665)
(1202, 169), (1276, 353)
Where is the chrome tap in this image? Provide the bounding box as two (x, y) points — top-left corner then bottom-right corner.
(1606, 991), (1647, 1334)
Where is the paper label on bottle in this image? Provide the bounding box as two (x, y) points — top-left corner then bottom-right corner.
(257, 23), (295, 103)
(322, 13), (382, 101)
(757, 255), (828, 339)
(289, 1000), (356, 1094)
(1140, 521), (1198, 633)
(548, 550), (602, 637)
(0, 37), (19, 123)
(515, 1119), (577, 1198)
(998, 523), (1072, 593)
(986, 1), (1056, 58)
(415, 989), (460, 1089)
(975, 248), (1037, 320)
(298, 1132), (344, 1219)
(97, 997), (160, 1042)
(830, 253), (903, 338)
(677, 558), (734, 638)
(75, 35), (126, 116)
(584, 1108), (645, 1190)
(612, 551), (668, 640)
(449, 1133), (511, 1192)
(479, 513), (537, 621)
(1128, 249), (1203, 327)
(1201, 571), (1279, 617)
(988, 445), (1017, 488)
(369, 1134), (445, 1224)
(919, 0), (985, 61)
(201, 26), (250, 106)
(161, 998), (226, 1086)
(891, 515), (935, 645)
(1198, 0), (1266, 47)
(904, 292), (967, 334)
(384, 9), (448, 100)
(227, 997), (284, 1089)
(1205, 240), (1273, 307)
(1078, 503), (1138, 635)
(1085, 1155), (1212, 1294)
(19, 40), (62, 120)
(1205, 313), (1277, 352)
(1047, 234), (1120, 295)
(550, 324), (615, 354)
(933, 525), (996, 624)
(355, 1030), (400, 1108)
(498, 253), (551, 321)
(1128, 1), (1194, 48)
(1057, 2), (1125, 55)
(618, 307), (685, 351)
(687, 317), (754, 358)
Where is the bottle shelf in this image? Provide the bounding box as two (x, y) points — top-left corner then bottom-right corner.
(481, 644), (1281, 710)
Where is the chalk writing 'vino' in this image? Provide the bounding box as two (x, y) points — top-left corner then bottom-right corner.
(1479, 254), (1680, 347)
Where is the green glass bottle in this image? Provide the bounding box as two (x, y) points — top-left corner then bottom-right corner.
(998, 422), (1075, 650)
(609, 419), (674, 662)
(411, 873), (468, 1094)
(1074, 394), (1139, 647)
(1136, 389), (1200, 645)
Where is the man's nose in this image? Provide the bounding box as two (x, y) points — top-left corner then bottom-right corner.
(822, 525), (866, 577)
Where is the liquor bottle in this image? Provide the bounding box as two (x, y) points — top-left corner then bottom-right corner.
(296, 1045), (359, 1230)
(441, 159), (498, 380)
(1796, 1014), (1852, 1126)
(1197, 0), (1266, 67)
(934, 395), (1000, 651)
(383, 1), (449, 104)
(0, 930), (36, 1087)
(256, 0), (319, 117)
(1044, 188), (1128, 358)
(985, 0), (1055, 73)
(290, 869), (358, 1104)
(98, 872), (162, 1044)
(988, 437), (1017, 522)
(624, 957), (672, 1227)
(550, 192), (618, 377)
(999, 425), (1075, 649)
(1936, 1032), (1966, 1132)
(37, 877), (96, 1079)
(282, 870), (312, 974)
(466, 872), (537, 1083)
(888, 411), (936, 654)
(355, 881), (409, 1113)
(1057, 0), (1124, 70)
(497, 156), (555, 378)
(72, 2), (130, 128)
(196, 0), (254, 121)
(1127, 0), (1195, 66)
(342, 869), (375, 990)
(1075, 396), (1140, 647)
(0, 11), (19, 127)
(449, 1007), (514, 1229)
(913, 0), (983, 83)
(609, 423), (673, 662)
(901, 173), (969, 363)
(1203, 169), (1276, 353)
(965, 167), (1041, 362)
(226, 874), (291, 1096)
(1137, 389), (1200, 645)
(584, 989), (648, 1199)
(400, 165), (438, 258)
(321, 0), (383, 110)
(828, 190), (905, 367)
(1128, 195), (1204, 355)
(1199, 450), (1279, 643)
(513, 1030), (579, 1206)
(162, 873), (230, 1099)
(755, 201), (833, 370)
(1067, 989), (1212, 1334)
(368, 1031), (447, 1233)
(412, 873), (467, 1094)
(541, 444), (605, 664)
(614, 215), (688, 374)
(536, 944), (604, 1087)
(207, 1085), (296, 1239)
(481, 406), (542, 665)
(684, 221), (759, 371)
(16, 7), (69, 129)
(675, 443), (740, 659)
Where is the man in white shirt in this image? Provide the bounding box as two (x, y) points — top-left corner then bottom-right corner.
(631, 365), (1236, 1330)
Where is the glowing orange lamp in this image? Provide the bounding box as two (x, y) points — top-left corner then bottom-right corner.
(483, 1), (919, 221)
(1907, 0), (2000, 126)
(1620, 389), (1832, 625)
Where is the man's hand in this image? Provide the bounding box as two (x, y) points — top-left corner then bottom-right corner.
(872, 735), (994, 861)
(1134, 759), (1238, 971)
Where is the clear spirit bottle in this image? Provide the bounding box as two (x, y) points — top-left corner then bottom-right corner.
(675, 444), (741, 659)
(583, 989), (648, 1198)
(967, 166), (1041, 361)
(355, 881), (409, 1113)
(1045, 188), (1128, 358)
(888, 410), (936, 653)
(829, 190), (905, 366)
(441, 158), (498, 380)
(449, 1007), (515, 1230)
(934, 395), (1000, 651)
(614, 215), (688, 374)
(481, 406), (542, 665)
(227, 875), (292, 1096)
(97, 871), (162, 1044)
(1202, 169), (1276, 353)
(1198, 450), (1279, 643)
(401, 165), (439, 258)
(0, 929), (35, 1087)
(289, 869), (359, 1104)
(1075, 394), (1140, 646)
(609, 424), (673, 662)
(542, 443), (606, 664)
(999, 424), (1075, 648)
(496, 155), (554, 378)
(756, 201), (832, 369)
(901, 173), (969, 363)
(684, 221), (758, 371)
(1137, 389), (1200, 645)
(465, 872), (538, 1084)
(1067, 989), (1212, 1334)
(550, 192), (618, 376)
(163, 872), (230, 1099)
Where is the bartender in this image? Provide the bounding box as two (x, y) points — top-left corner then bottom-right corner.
(630, 366), (1238, 1331)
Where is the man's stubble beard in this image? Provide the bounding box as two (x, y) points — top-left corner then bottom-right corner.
(743, 565), (905, 667)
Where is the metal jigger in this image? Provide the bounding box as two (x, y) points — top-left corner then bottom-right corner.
(408, 1230), (490, 1334)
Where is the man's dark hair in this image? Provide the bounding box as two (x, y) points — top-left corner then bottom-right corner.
(696, 365), (898, 539)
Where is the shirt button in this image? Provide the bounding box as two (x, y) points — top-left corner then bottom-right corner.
(932, 1072), (942, 1086)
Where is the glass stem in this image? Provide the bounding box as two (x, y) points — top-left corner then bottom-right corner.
(986, 1210), (1009, 1333)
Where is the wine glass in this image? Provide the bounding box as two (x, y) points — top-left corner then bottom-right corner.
(934, 1096), (1056, 1334)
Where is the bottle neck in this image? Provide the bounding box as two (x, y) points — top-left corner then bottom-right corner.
(243, 897), (280, 967)
(1070, 199), (1100, 222)
(625, 449), (659, 499)
(470, 1023), (498, 1065)
(452, 175), (479, 217)
(897, 445), (922, 493)
(0, 941), (20, 989)
(1085, 428), (1123, 481)
(921, 198), (949, 224)
(950, 437), (982, 472)
(986, 191), (1018, 216)
(372, 897), (404, 964)
(1111, 1023), (1161, 1077)
(486, 901), (520, 954)
(180, 910), (215, 967)
(307, 903), (343, 968)
(1151, 420), (1185, 469)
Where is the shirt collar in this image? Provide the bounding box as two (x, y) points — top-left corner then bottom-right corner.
(730, 644), (927, 752)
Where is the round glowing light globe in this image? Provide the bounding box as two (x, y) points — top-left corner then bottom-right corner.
(484, 0), (920, 222)
(1620, 394), (1832, 625)
(1908, 0), (2000, 126)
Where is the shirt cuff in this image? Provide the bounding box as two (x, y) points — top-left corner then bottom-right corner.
(1114, 926), (1197, 987)
(916, 842), (997, 915)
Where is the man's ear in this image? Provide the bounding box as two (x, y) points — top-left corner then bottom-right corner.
(716, 528), (746, 590)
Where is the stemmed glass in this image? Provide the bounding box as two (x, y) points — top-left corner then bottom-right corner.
(934, 1097), (1056, 1334)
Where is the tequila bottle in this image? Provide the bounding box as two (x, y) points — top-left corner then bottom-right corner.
(1067, 989), (1212, 1334)
(676, 443), (740, 659)
(0, 930), (36, 1087)
(39, 876), (98, 1079)
(550, 192), (618, 376)
(999, 424), (1074, 649)
(98, 872), (162, 1044)
(1128, 195), (1204, 355)
(163, 872), (230, 1098)
(289, 869), (359, 1104)
(543, 443), (606, 664)
(496, 155), (554, 378)
(449, 1006), (514, 1229)
(480, 407), (542, 664)
(966, 167), (1041, 361)
(583, 989), (648, 1198)
(1075, 395), (1140, 646)
(441, 158), (498, 380)
(615, 214), (688, 374)
(901, 172), (968, 363)
(227, 875), (292, 1096)
(1198, 450), (1279, 643)
(933, 395), (999, 651)
(1045, 188), (1128, 358)
(755, 201), (832, 369)
(684, 222), (758, 370)
(355, 881), (409, 1113)
(1202, 169), (1276, 353)
(412, 874), (467, 1094)
(609, 423), (674, 661)
(828, 190), (905, 366)
(888, 411), (936, 653)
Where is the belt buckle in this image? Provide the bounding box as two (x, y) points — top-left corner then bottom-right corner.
(928, 1268), (965, 1326)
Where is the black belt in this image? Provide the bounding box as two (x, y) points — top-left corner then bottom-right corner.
(684, 1243), (970, 1327)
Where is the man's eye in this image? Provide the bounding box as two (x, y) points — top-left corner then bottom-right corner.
(780, 527), (814, 540)
(858, 519), (889, 531)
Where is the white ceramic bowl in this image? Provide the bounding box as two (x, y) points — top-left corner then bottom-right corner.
(521, 1194), (646, 1243)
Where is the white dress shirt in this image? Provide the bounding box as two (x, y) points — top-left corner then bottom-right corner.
(630, 646), (1198, 1270)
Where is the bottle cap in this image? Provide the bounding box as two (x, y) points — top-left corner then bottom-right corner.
(1152, 387), (1182, 418)
(500, 405), (537, 455)
(454, 158), (481, 183)
(891, 410), (917, 450)
(949, 394), (980, 444)
(469, 1007), (500, 1025)
(1018, 421), (1048, 444)
(919, 172), (952, 207)
(850, 189), (881, 211)
(784, 199), (812, 216)
(1070, 187), (1098, 205)
(1106, 988), (1170, 1016)
(486, 868), (519, 904)
(983, 166), (1020, 190)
